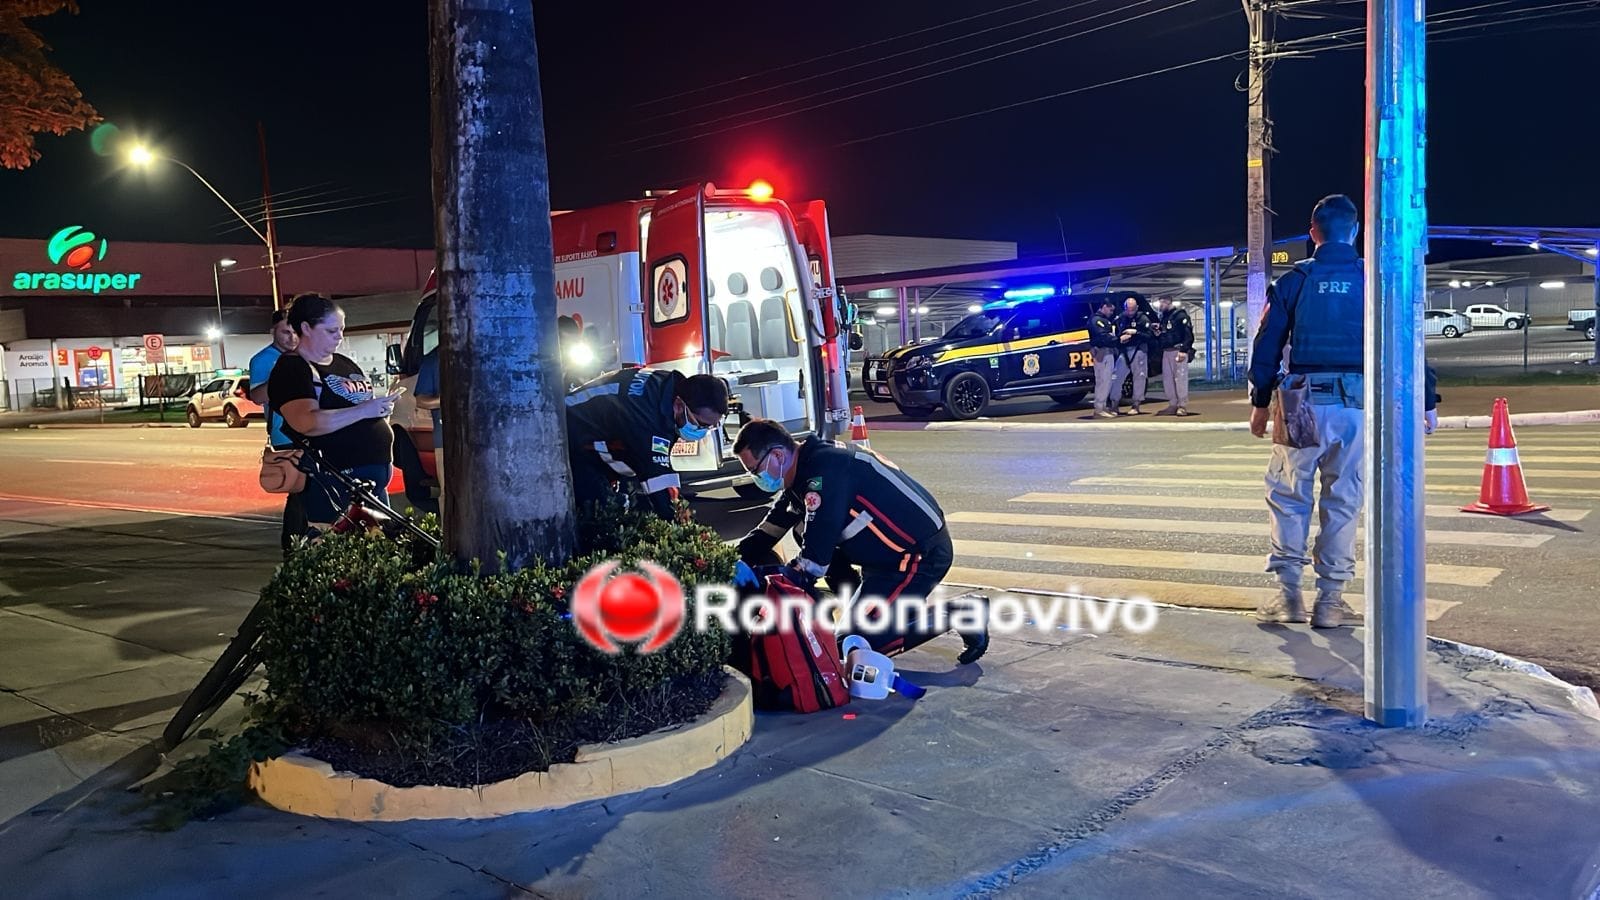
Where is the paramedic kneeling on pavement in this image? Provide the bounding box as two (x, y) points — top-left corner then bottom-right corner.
(1247, 193), (1438, 628)
(732, 419), (989, 664)
(565, 366), (729, 520)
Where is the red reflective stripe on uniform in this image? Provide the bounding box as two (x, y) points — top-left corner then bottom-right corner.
(886, 555), (920, 603)
(855, 495), (915, 544)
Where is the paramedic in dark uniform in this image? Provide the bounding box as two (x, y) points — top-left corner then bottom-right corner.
(1089, 298), (1121, 418)
(1249, 194), (1375, 628)
(565, 367), (728, 520)
(732, 418), (989, 665)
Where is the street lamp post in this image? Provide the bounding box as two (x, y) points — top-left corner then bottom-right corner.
(212, 257), (236, 367)
(128, 145), (282, 310)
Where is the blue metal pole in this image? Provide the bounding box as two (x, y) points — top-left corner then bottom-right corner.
(1363, 0), (1429, 727)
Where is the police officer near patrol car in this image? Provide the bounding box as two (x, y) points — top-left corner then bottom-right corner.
(732, 418), (989, 665)
(565, 366), (729, 520)
(1154, 296), (1196, 416)
(1089, 298), (1122, 418)
(1110, 297), (1154, 414)
(1248, 194), (1442, 629)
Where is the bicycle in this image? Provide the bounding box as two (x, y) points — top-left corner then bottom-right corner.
(161, 442), (440, 750)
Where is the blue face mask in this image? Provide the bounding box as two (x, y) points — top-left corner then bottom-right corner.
(679, 421), (710, 441)
(753, 450), (785, 493)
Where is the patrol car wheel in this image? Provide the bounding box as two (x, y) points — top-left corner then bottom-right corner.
(1443, 325), (1460, 338)
(1506, 318), (1523, 330)
(186, 408), (202, 428)
(944, 373), (990, 420)
(1049, 391), (1088, 407)
(893, 402), (936, 419)
(1587, 324), (1596, 342)
(223, 406), (244, 428)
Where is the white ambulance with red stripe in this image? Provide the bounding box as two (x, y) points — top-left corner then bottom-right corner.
(386, 181), (855, 508)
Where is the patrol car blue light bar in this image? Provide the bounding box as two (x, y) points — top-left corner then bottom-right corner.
(1002, 285), (1057, 301)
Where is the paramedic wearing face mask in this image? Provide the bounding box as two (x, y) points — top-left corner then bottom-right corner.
(733, 418), (989, 665)
(565, 367), (729, 520)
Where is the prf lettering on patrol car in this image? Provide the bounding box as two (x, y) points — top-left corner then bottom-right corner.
(1318, 280), (1354, 294)
(1068, 351), (1096, 368)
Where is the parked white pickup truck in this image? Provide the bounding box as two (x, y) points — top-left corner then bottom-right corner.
(1569, 308), (1596, 341)
(1463, 303), (1532, 330)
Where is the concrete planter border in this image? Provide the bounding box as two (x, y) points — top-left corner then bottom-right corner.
(249, 667), (753, 821)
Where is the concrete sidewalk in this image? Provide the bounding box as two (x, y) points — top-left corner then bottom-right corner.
(3, 502), (1600, 898)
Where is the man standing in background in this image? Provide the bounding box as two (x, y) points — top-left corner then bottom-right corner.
(1155, 295), (1195, 416)
(1111, 296), (1153, 415)
(1088, 297), (1121, 418)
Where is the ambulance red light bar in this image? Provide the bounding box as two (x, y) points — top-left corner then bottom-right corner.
(746, 179), (775, 201)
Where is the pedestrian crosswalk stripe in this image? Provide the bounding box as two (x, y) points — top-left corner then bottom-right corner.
(1219, 438), (1600, 450)
(1136, 462), (1600, 480)
(1185, 452), (1600, 465)
(951, 537), (1502, 586)
(1007, 491), (1591, 522)
(943, 566), (1460, 622)
(947, 511), (1552, 549)
(1073, 475), (1600, 498)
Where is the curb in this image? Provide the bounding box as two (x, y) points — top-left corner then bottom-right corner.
(899, 408), (1600, 434)
(24, 422), (187, 430)
(947, 580), (1600, 722)
(249, 668), (753, 822)
(1426, 635), (1600, 722)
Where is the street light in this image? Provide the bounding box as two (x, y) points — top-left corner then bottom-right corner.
(212, 257), (236, 367)
(127, 144), (281, 310)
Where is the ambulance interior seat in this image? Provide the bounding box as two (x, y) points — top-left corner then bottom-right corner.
(707, 304), (726, 355)
(721, 273), (760, 362)
(758, 267), (799, 359)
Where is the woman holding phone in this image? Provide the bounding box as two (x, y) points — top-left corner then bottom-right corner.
(268, 293), (400, 532)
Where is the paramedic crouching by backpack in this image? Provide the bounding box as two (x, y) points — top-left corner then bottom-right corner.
(732, 419), (989, 665)
(565, 366), (729, 520)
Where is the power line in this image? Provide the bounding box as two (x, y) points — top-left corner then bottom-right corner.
(620, 0), (1206, 153)
(834, 49), (1244, 147)
(634, 0), (1114, 123)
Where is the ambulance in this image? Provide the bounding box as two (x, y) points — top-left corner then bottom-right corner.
(385, 182), (856, 510)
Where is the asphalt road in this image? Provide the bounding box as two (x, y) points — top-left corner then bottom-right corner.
(2, 419), (1597, 690)
(1405, 323), (1593, 370)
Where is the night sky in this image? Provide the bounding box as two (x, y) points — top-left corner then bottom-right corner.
(4, 0), (1596, 262)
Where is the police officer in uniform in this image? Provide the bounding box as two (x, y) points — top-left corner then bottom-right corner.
(565, 367), (728, 520)
(1110, 297), (1154, 415)
(1089, 298), (1122, 418)
(1249, 194), (1443, 628)
(733, 418), (989, 664)
(1154, 296), (1196, 416)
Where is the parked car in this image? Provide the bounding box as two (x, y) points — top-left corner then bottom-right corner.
(1423, 309), (1473, 339)
(186, 373), (262, 428)
(1462, 304), (1531, 330)
(1569, 308), (1596, 341)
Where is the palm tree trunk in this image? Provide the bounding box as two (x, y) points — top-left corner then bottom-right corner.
(428, 0), (575, 570)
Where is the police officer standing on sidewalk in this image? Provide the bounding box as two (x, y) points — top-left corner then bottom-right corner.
(1154, 296), (1195, 416)
(1089, 298), (1121, 418)
(1111, 297), (1154, 415)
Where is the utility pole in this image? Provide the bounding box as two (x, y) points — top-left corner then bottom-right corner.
(1364, 0), (1429, 727)
(1244, 0), (1275, 366)
(258, 122), (283, 311)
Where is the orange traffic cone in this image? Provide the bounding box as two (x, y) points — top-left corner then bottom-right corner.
(849, 406), (872, 450)
(1461, 398), (1551, 516)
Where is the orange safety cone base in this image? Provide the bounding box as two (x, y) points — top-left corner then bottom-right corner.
(1460, 500), (1552, 516)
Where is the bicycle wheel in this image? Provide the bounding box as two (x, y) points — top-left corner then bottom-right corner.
(162, 603), (268, 749)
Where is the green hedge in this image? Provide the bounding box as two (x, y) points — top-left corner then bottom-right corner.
(255, 505), (736, 760)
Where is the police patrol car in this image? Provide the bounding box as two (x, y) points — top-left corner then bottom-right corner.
(861, 291), (1161, 419)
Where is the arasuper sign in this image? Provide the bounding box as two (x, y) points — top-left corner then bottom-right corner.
(12, 271), (144, 294)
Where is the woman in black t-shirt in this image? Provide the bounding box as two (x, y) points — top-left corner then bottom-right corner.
(268, 294), (397, 531)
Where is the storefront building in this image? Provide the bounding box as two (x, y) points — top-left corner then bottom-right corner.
(0, 225), (430, 409)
